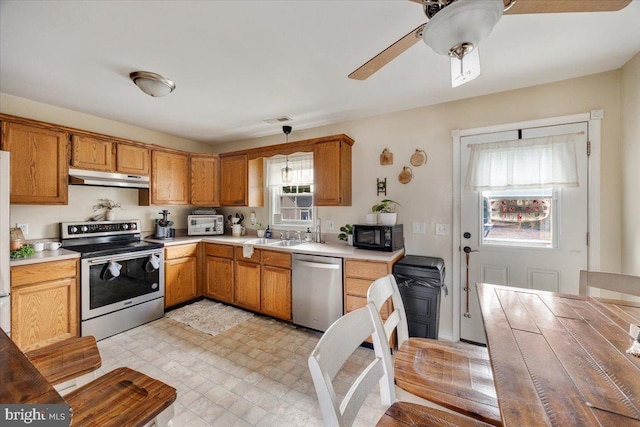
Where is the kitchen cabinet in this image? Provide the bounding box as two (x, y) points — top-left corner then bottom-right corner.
(0, 121), (69, 205)
(164, 243), (199, 308)
(71, 135), (114, 172)
(233, 247), (261, 311)
(116, 143), (150, 176)
(204, 243), (234, 303)
(146, 149), (190, 205)
(10, 259), (79, 352)
(260, 250), (291, 321)
(313, 136), (353, 206)
(219, 154), (263, 207)
(191, 155), (220, 206)
(344, 258), (394, 344)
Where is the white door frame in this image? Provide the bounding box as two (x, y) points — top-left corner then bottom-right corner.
(451, 111), (602, 342)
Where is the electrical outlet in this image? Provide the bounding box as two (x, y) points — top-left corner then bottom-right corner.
(435, 223), (450, 236)
(17, 223), (28, 236)
(325, 220), (334, 231)
(412, 222), (426, 234)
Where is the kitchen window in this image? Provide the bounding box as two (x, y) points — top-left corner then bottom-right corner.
(266, 153), (314, 229)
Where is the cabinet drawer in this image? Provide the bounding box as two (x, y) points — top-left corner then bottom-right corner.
(234, 246), (260, 263)
(11, 259), (77, 288)
(261, 250), (291, 269)
(204, 243), (234, 259)
(345, 259), (389, 280)
(345, 295), (390, 318)
(165, 243), (198, 260)
(344, 278), (375, 298)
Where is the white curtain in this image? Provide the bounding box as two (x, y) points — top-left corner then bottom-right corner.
(465, 133), (579, 191)
(266, 152), (314, 186)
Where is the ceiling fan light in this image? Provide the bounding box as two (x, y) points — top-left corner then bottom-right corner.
(423, 0), (503, 56)
(130, 71), (176, 97)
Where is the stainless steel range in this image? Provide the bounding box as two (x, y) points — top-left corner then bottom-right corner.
(61, 220), (164, 340)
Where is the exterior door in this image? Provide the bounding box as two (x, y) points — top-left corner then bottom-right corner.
(460, 122), (589, 343)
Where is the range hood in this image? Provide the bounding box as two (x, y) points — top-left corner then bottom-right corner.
(69, 168), (149, 189)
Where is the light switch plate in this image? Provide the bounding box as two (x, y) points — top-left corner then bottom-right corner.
(325, 220), (334, 231)
(412, 222), (426, 234)
(17, 223), (28, 236)
(435, 223), (450, 236)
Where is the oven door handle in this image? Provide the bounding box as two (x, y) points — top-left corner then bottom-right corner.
(85, 249), (163, 265)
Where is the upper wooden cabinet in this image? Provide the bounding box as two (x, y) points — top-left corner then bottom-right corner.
(117, 143), (150, 176)
(191, 155), (220, 206)
(71, 135), (114, 172)
(0, 121), (69, 205)
(314, 136), (353, 206)
(219, 154), (264, 207)
(146, 150), (190, 205)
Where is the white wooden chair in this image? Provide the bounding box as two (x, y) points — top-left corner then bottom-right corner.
(367, 274), (502, 426)
(308, 302), (491, 427)
(579, 270), (640, 297)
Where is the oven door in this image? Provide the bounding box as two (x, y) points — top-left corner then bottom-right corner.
(81, 249), (164, 321)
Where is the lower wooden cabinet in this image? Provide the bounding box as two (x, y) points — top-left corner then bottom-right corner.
(10, 259), (79, 352)
(234, 259), (261, 312)
(260, 250), (291, 321)
(164, 243), (199, 308)
(204, 243), (234, 303)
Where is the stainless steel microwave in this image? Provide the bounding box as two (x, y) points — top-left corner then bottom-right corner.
(188, 215), (224, 235)
(352, 224), (404, 252)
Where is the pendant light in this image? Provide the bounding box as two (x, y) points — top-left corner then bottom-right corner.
(281, 126), (293, 184)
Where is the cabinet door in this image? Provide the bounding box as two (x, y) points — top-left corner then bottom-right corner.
(314, 140), (352, 206)
(191, 155), (220, 206)
(234, 260), (260, 311)
(117, 143), (150, 175)
(71, 135), (114, 172)
(261, 265), (291, 320)
(151, 150), (190, 205)
(220, 154), (248, 206)
(204, 256), (234, 303)
(1, 122), (69, 204)
(11, 277), (78, 352)
(165, 256), (198, 308)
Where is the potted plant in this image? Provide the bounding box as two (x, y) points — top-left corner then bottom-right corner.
(255, 223), (266, 238)
(92, 198), (122, 221)
(371, 199), (400, 226)
(338, 224), (353, 245)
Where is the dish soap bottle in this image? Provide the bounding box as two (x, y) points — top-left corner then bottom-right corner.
(265, 226), (272, 239)
(305, 227), (312, 242)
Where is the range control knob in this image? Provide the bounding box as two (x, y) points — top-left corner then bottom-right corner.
(122, 224), (129, 230)
(69, 226), (78, 234)
(81, 226), (89, 233)
(130, 223), (137, 230)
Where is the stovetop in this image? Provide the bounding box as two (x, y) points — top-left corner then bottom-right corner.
(66, 240), (163, 259)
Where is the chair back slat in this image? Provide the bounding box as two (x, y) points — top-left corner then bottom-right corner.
(579, 270), (640, 297)
(367, 274), (410, 346)
(309, 303), (395, 427)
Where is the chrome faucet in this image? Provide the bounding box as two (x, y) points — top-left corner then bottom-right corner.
(294, 231), (302, 242)
(315, 219), (322, 243)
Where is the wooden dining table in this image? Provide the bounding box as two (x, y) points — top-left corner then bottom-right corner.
(477, 283), (640, 426)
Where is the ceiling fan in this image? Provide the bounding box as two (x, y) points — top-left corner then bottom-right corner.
(349, 0), (632, 87)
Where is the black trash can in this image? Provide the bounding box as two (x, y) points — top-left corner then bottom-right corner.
(393, 255), (446, 339)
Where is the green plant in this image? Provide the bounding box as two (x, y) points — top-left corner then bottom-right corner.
(10, 245), (36, 258)
(371, 199), (400, 213)
(338, 224), (353, 241)
(255, 222), (264, 229)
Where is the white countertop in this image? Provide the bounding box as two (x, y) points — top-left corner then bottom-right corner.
(147, 235), (404, 262)
(9, 248), (81, 266)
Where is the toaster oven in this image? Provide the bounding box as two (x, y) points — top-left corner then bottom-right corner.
(188, 215), (224, 235)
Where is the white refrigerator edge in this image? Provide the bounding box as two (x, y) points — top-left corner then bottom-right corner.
(0, 151), (10, 335)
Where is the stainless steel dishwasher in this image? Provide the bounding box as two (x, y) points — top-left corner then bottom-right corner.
(292, 253), (343, 332)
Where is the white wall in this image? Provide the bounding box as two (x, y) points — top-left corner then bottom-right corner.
(1, 93), (214, 237)
(216, 70), (623, 339)
(621, 52), (640, 275)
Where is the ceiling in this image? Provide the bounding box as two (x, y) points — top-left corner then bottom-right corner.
(1, 1), (639, 145)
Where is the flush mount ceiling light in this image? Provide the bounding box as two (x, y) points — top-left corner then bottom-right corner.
(129, 71), (176, 97)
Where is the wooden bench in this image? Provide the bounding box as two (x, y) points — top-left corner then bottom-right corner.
(65, 367), (177, 427)
(26, 336), (102, 395)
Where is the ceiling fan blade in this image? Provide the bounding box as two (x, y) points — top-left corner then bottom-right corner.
(348, 24), (426, 80)
(504, 0), (632, 15)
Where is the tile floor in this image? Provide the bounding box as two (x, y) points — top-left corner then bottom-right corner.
(96, 310), (387, 427)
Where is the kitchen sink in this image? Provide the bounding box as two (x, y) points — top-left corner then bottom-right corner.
(268, 240), (305, 247)
(244, 238), (274, 245)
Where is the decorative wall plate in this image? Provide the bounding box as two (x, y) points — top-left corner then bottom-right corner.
(410, 149), (427, 167)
